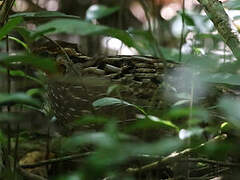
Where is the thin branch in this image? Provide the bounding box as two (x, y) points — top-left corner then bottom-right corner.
(197, 0), (240, 60)
(20, 152), (91, 169)
(17, 166), (47, 180)
(182, 158), (240, 167)
(126, 134), (227, 174)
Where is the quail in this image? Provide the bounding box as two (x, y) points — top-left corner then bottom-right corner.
(33, 41), (238, 136)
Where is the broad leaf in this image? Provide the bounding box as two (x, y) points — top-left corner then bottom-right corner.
(0, 54), (57, 73)
(0, 17), (23, 40)
(200, 73), (240, 86)
(34, 19), (134, 47)
(93, 97), (147, 115)
(10, 11), (80, 20)
(8, 36), (30, 52)
(86, 5), (119, 20)
(135, 114), (179, 131)
(93, 97), (132, 107)
(0, 66), (43, 85)
(179, 11), (195, 26)
(219, 97), (240, 129)
(0, 93), (41, 108)
(224, 0), (240, 10)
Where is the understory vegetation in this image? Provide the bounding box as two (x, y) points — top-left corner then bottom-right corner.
(1, 0), (240, 179)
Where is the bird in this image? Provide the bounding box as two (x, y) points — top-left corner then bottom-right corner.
(32, 40), (238, 136)
(32, 41), (180, 135)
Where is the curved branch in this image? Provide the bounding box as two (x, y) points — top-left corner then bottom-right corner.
(197, 0), (240, 60)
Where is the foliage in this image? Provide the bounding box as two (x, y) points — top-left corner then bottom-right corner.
(1, 0), (240, 179)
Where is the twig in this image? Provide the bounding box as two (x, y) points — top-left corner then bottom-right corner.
(197, 0), (240, 60)
(126, 134), (227, 174)
(202, 167), (229, 178)
(17, 166), (47, 180)
(182, 157), (240, 167)
(20, 152), (91, 169)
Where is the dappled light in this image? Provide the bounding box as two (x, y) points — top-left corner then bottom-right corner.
(1, 0), (240, 179)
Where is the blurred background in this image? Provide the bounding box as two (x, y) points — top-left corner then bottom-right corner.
(2, 0), (210, 55)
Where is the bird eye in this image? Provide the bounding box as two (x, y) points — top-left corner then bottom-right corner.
(56, 55), (68, 74)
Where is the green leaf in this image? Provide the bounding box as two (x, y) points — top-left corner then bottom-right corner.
(93, 97), (132, 108)
(180, 11), (195, 26)
(0, 66), (43, 85)
(15, 27), (33, 44)
(15, 26), (54, 43)
(31, 27), (56, 40)
(75, 115), (109, 125)
(200, 73), (240, 86)
(34, 19), (134, 47)
(183, 54), (219, 71)
(135, 114), (179, 131)
(86, 5), (119, 20)
(167, 107), (209, 123)
(224, 0), (240, 10)
(26, 88), (43, 97)
(127, 29), (161, 57)
(0, 93), (41, 108)
(173, 99), (191, 106)
(0, 54), (57, 73)
(8, 36), (30, 52)
(219, 97), (240, 129)
(0, 17), (23, 40)
(148, 115), (179, 131)
(0, 129), (7, 144)
(106, 84), (120, 95)
(10, 11), (80, 20)
(93, 97), (147, 115)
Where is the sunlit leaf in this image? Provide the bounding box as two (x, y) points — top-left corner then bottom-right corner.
(34, 19), (134, 47)
(135, 114), (179, 131)
(148, 115), (179, 131)
(93, 97), (147, 115)
(93, 97), (132, 107)
(86, 5), (119, 20)
(173, 100), (191, 106)
(8, 36), (30, 52)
